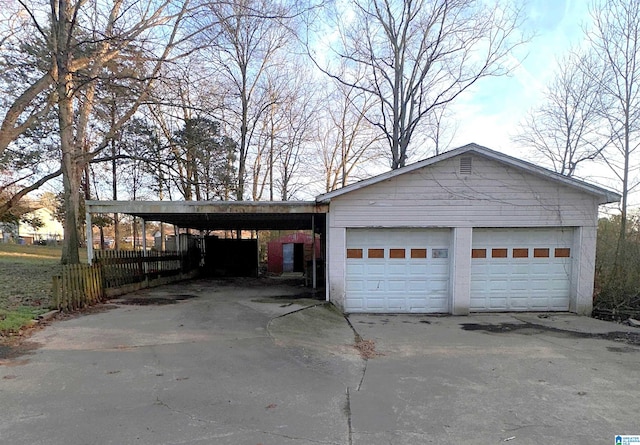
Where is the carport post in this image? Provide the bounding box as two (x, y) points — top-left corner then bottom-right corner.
(312, 215), (317, 289)
(86, 211), (93, 265)
(141, 219), (147, 275)
(256, 231), (260, 276)
(141, 219), (147, 252)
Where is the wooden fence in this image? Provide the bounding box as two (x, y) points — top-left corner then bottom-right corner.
(94, 250), (184, 288)
(51, 250), (200, 312)
(52, 263), (104, 311)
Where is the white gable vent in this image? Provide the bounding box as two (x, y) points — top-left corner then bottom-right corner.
(459, 156), (472, 175)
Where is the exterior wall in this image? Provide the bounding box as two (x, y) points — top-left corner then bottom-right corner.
(326, 154), (601, 314)
(328, 156), (599, 228)
(267, 232), (321, 274)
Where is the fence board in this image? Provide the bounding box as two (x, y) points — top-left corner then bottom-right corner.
(51, 263), (105, 311)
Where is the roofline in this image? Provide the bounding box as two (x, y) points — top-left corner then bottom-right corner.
(316, 143), (621, 205)
(85, 200), (325, 215)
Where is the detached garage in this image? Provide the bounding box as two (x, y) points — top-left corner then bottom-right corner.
(85, 143), (619, 316)
(318, 143), (620, 315)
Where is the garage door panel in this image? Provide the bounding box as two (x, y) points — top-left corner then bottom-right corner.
(428, 280), (448, 292)
(346, 264), (365, 275)
(550, 298), (569, 309)
(407, 298), (427, 312)
(530, 297), (551, 307)
(531, 279), (552, 291)
(388, 264), (408, 275)
(366, 264), (386, 274)
(387, 280), (408, 291)
(488, 280), (508, 292)
(408, 280), (429, 292)
(471, 228), (572, 311)
(346, 228), (450, 313)
(365, 281), (385, 292)
(407, 263), (428, 274)
(386, 296), (406, 310)
(510, 281), (529, 292)
(346, 279), (365, 291)
(345, 295), (364, 309)
(489, 298), (508, 309)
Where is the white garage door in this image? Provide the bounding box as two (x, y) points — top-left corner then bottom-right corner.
(345, 229), (450, 313)
(470, 228), (573, 311)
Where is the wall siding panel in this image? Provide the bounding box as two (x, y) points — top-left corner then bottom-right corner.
(328, 156), (598, 229)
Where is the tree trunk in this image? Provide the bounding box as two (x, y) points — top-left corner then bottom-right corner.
(57, 4), (81, 265)
(60, 146), (80, 264)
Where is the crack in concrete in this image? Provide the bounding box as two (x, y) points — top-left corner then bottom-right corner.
(345, 387), (353, 445)
(342, 315), (368, 444)
(268, 302), (330, 321)
(343, 314), (369, 391)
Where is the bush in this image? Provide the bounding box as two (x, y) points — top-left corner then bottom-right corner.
(594, 215), (640, 319)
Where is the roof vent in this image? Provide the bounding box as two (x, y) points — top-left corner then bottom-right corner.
(459, 156), (472, 175)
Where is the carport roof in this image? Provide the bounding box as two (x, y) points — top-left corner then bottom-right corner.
(85, 200), (327, 231)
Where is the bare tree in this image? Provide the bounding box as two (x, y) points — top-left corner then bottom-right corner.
(312, 0), (524, 169)
(514, 50), (608, 177)
(250, 69), (286, 201)
(317, 76), (385, 192)
(0, 0), (192, 263)
(201, 0), (292, 200)
(248, 63), (318, 201)
(423, 103), (456, 156)
(274, 75), (316, 201)
(588, 0), (640, 243)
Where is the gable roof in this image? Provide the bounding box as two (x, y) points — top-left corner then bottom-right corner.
(315, 143), (621, 205)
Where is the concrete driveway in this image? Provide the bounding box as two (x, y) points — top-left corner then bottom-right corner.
(1, 278), (639, 445)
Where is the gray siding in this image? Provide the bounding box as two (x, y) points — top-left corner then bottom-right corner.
(326, 154), (601, 315)
(328, 155), (599, 229)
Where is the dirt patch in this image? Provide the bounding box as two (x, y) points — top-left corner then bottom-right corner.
(460, 322), (640, 346)
(354, 338), (384, 359)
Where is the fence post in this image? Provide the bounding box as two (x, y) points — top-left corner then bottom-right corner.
(52, 275), (60, 310)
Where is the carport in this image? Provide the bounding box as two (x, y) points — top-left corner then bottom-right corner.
(84, 200), (328, 288)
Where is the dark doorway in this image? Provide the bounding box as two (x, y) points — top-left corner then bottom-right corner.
(282, 243), (305, 273)
(294, 243), (304, 272)
(204, 238), (258, 277)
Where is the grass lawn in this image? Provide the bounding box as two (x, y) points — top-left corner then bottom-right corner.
(0, 244), (85, 334)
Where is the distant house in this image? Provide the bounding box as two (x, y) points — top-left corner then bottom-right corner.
(1, 206), (63, 244)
